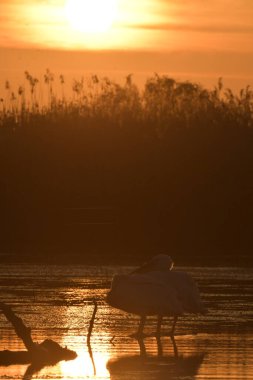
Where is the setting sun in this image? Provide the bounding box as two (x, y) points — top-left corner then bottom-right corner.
(64, 0), (118, 34)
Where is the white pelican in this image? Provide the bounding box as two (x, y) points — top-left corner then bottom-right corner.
(106, 255), (207, 337)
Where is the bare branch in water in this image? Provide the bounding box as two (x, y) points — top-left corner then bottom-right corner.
(87, 300), (98, 376)
(87, 299), (98, 344)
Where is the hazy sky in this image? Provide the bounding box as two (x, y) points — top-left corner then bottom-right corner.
(1, 0), (253, 91)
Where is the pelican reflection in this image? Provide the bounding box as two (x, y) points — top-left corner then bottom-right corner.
(107, 336), (205, 380)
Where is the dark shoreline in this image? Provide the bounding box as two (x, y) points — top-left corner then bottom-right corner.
(1, 252), (252, 267)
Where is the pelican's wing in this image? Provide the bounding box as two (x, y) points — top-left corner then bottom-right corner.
(106, 273), (183, 316)
(165, 271), (206, 314)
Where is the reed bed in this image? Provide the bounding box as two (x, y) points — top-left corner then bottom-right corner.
(1, 70), (253, 134)
(1, 71), (253, 263)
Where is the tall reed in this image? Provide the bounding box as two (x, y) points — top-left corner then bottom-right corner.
(1, 71), (252, 134)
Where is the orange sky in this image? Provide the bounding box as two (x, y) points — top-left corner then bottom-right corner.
(1, 0), (253, 91)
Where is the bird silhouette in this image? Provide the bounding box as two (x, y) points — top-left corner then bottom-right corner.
(106, 254), (207, 337)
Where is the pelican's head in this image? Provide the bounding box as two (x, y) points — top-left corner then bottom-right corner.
(132, 254), (174, 274)
(150, 254), (174, 271)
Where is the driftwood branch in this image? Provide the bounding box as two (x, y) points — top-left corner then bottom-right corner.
(0, 302), (77, 366)
(0, 302), (36, 353)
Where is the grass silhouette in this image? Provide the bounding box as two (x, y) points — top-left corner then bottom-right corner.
(1, 71), (252, 133)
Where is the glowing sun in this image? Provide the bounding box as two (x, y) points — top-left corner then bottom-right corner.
(64, 0), (118, 34)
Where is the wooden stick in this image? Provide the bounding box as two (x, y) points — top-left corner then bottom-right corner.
(87, 300), (97, 344)
(87, 300), (97, 376)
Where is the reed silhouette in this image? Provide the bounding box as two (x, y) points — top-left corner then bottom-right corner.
(1, 72), (252, 131)
(1, 72), (253, 265)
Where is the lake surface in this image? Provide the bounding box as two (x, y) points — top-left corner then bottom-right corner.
(0, 264), (252, 380)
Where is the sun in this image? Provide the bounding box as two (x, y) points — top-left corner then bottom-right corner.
(64, 0), (118, 34)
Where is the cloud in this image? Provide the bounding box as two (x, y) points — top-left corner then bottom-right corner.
(120, 22), (253, 34)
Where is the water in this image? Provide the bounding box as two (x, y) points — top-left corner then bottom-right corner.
(0, 264), (252, 379)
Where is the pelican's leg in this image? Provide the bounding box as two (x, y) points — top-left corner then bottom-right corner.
(156, 336), (163, 357)
(170, 335), (178, 358)
(131, 315), (146, 338)
(156, 315), (163, 337)
(170, 316), (178, 337)
(137, 315), (146, 337)
(138, 338), (147, 357)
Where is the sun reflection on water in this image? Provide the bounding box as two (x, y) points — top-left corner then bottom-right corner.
(60, 335), (111, 379)
(60, 348), (110, 379)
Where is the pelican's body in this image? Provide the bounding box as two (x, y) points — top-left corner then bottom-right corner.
(106, 255), (206, 336)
